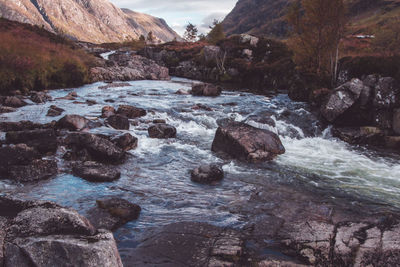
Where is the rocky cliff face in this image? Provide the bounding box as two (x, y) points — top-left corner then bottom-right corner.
(222, 0), (400, 38)
(0, 0), (180, 43)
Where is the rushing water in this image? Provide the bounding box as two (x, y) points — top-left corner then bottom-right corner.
(1, 77), (400, 257)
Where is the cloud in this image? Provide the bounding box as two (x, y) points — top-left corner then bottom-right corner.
(109, 0), (237, 35)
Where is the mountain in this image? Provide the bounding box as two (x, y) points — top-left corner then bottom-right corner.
(222, 0), (400, 38)
(0, 0), (180, 43)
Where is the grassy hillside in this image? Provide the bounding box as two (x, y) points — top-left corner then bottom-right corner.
(0, 18), (97, 95)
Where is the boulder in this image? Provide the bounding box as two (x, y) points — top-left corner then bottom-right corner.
(211, 120), (285, 162)
(56, 115), (90, 131)
(393, 108), (400, 135)
(4, 230), (122, 267)
(0, 196), (123, 267)
(148, 124), (177, 139)
(191, 83), (222, 97)
(152, 119), (166, 124)
(72, 162), (121, 182)
(372, 77), (399, 109)
(101, 106), (115, 118)
(116, 105), (146, 119)
(87, 198), (141, 231)
(30, 91), (52, 103)
(111, 133), (138, 151)
(46, 105), (64, 117)
(321, 79), (369, 122)
(106, 115), (130, 130)
(384, 136), (400, 149)
(0, 144), (39, 169)
(202, 45), (221, 62)
(6, 129), (57, 154)
(191, 164), (224, 184)
(175, 89), (190, 95)
(8, 159), (58, 182)
(332, 127), (385, 146)
(64, 133), (125, 163)
(3, 96), (27, 107)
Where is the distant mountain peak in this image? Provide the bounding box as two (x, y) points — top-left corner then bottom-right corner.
(0, 0), (180, 43)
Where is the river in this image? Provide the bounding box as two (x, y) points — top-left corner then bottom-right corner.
(1, 77), (400, 259)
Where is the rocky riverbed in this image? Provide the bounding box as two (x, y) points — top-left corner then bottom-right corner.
(1, 78), (400, 266)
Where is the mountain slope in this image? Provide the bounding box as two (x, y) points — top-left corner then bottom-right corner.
(222, 0), (400, 38)
(0, 0), (180, 43)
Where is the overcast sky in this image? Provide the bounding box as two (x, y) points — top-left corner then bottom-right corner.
(109, 0), (237, 35)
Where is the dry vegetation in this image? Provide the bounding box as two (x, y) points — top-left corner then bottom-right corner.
(0, 18), (97, 95)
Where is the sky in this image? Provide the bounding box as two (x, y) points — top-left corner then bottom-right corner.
(109, 0), (238, 36)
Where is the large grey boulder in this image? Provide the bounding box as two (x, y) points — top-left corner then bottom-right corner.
(0, 196), (123, 267)
(211, 120), (285, 162)
(321, 78), (369, 122)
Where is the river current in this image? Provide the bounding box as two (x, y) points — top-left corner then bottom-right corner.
(1, 77), (400, 258)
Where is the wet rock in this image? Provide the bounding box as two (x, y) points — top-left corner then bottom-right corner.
(191, 83), (222, 97)
(152, 119), (166, 124)
(192, 103), (213, 111)
(87, 198), (141, 230)
(57, 91), (78, 100)
(46, 105), (64, 117)
(116, 105), (146, 119)
(30, 91), (52, 103)
(90, 54), (170, 82)
(321, 79), (368, 122)
(175, 89), (190, 95)
(191, 164), (224, 184)
(0, 144), (39, 175)
(106, 115), (130, 130)
(6, 129), (57, 154)
(72, 162), (121, 182)
(372, 77), (399, 109)
(0, 121), (50, 132)
(98, 82), (131, 90)
(124, 222), (243, 266)
(2, 96), (27, 107)
(0, 218), (5, 265)
(373, 108), (393, 129)
(111, 133), (138, 151)
(332, 126), (385, 146)
(101, 106), (115, 118)
(148, 123), (177, 139)
(385, 136), (400, 149)
(211, 120), (285, 162)
(64, 133), (125, 163)
(0, 106), (16, 114)
(56, 115), (90, 131)
(0, 196), (122, 267)
(8, 159), (58, 183)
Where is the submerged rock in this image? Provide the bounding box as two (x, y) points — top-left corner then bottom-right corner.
(211, 120), (285, 162)
(148, 123), (177, 139)
(72, 162), (121, 182)
(191, 83), (222, 97)
(106, 115), (130, 130)
(332, 126), (385, 146)
(87, 198), (141, 231)
(116, 105), (146, 119)
(0, 196), (122, 267)
(191, 164), (224, 184)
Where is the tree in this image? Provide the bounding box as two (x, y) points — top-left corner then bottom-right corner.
(207, 19), (225, 44)
(287, 0), (346, 84)
(184, 23), (198, 42)
(146, 31), (155, 43)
